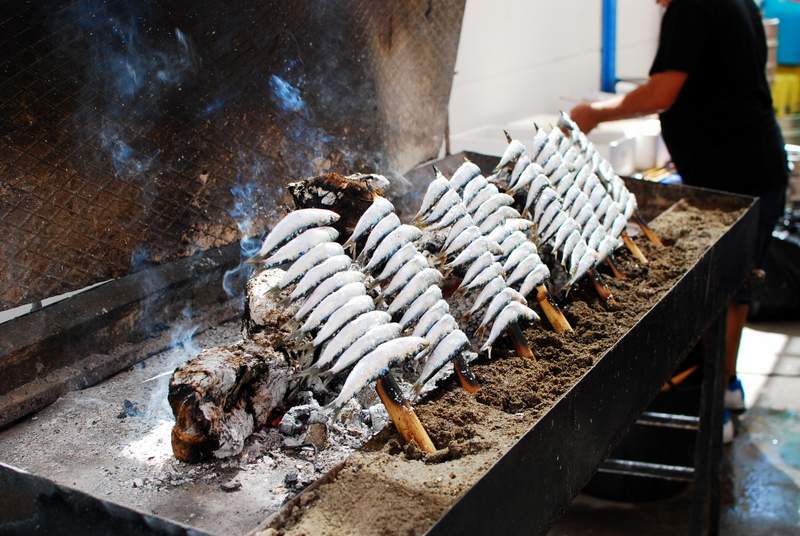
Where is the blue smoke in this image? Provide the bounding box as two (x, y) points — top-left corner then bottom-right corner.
(269, 75), (305, 113)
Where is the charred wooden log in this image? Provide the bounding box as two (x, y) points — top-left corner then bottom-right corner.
(168, 336), (291, 463)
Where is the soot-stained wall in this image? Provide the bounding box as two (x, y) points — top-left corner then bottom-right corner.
(0, 0), (465, 309)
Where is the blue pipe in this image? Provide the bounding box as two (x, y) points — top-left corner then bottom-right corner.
(601, 0), (617, 92)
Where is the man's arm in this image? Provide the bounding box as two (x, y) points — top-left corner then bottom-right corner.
(569, 70), (688, 133)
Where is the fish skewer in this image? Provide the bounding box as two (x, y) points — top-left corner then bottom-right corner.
(375, 372), (436, 454)
(252, 208), (340, 262)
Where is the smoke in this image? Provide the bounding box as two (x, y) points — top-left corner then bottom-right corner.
(145, 306), (201, 420)
(67, 1), (199, 180)
(222, 181), (267, 299)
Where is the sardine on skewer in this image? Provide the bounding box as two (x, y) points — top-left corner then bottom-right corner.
(261, 227), (340, 269)
(254, 208), (340, 262)
(345, 197), (394, 251)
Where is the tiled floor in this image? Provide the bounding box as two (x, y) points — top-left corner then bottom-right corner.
(549, 321), (800, 535)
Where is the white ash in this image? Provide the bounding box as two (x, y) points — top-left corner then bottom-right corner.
(246, 268), (286, 328)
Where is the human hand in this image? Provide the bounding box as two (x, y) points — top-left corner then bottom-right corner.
(568, 103), (600, 134)
(656, 0), (672, 8)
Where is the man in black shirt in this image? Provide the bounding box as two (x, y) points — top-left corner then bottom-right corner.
(570, 0), (788, 439)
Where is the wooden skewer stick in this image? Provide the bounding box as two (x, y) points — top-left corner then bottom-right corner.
(621, 231), (648, 264)
(454, 356), (480, 394)
(633, 213), (664, 247)
(605, 258), (625, 280)
(535, 284), (573, 333)
(660, 364), (699, 393)
(508, 322), (535, 360)
(589, 269), (617, 305)
(376, 372), (436, 454)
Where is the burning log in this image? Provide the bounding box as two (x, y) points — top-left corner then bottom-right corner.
(621, 231), (648, 264)
(535, 284), (573, 333)
(168, 338), (290, 463)
(376, 372), (436, 454)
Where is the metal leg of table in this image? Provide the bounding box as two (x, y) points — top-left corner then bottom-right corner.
(689, 308), (727, 535)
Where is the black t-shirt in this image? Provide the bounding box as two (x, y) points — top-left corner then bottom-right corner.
(650, 0), (787, 195)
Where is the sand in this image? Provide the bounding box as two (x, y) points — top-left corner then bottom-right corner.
(260, 201), (743, 536)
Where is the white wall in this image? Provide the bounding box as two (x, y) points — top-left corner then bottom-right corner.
(449, 0), (663, 137)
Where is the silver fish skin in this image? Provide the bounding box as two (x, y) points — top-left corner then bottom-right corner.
(472, 193), (516, 226)
(280, 241), (345, 289)
(415, 175), (450, 221)
(569, 192), (591, 220)
(536, 203), (561, 237)
(530, 129), (549, 161)
(534, 141), (557, 168)
(459, 251), (496, 289)
(481, 302), (539, 353)
(573, 200), (594, 226)
(412, 300), (450, 338)
(533, 188), (559, 225)
(594, 195), (614, 221)
(427, 203), (467, 231)
(466, 183), (500, 215)
(388, 268), (443, 315)
(330, 336), (429, 408)
(468, 276), (507, 316)
(462, 176), (490, 208)
(256, 208), (340, 260)
(519, 264), (551, 297)
(558, 110), (578, 132)
(399, 286), (443, 330)
(289, 254), (353, 303)
(581, 216), (601, 242)
(609, 213), (628, 238)
(508, 155), (532, 190)
(602, 203), (621, 231)
(509, 162), (542, 194)
(569, 239), (588, 274)
(478, 206), (521, 235)
(500, 231), (530, 257)
(416, 330), (470, 389)
(328, 323), (402, 375)
(376, 242), (418, 282)
(465, 262), (504, 290)
(587, 225), (606, 251)
(448, 237), (501, 268)
(359, 213), (401, 262)
(555, 170), (576, 198)
(502, 241), (538, 274)
(423, 314), (459, 352)
(487, 219), (534, 245)
(560, 229), (583, 265)
(553, 219), (580, 251)
(562, 146), (579, 165)
(443, 216), (477, 251)
(445, 225), (483, 257)
(449, 161), (482, 193)
(567, 249), (598, 287)
(558, 135), (573, 154)
(300, 282), (367, 334)
(313, 295), (375, 347)
(347, 197), (394, 248)
(562, 184), (583, 214)
(480, 287), (528, 328)
(315, 310), (391, 368)
(547, 124), (566, 146)
(294, 271), (365, 321)
(364, 224), (423, 273)
(423, 189), (461, 225)
(550, 164), (573, 188)
(623, 196), (637, 220)
(582, 175), (602, 198)
(540, 211), (569, 244)
(384, 254), (429, 297)
(541, 152), (562, 176)
(596, 236), (622, 263)
(506, 253), (545, 287)
(523, 174), (553, 215)
(263, 227), (339, 269)
(495, 139), (527, 171)
(573, 166), (594, 190)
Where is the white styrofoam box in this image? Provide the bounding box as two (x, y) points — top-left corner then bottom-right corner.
(588, 130), (636, 175)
